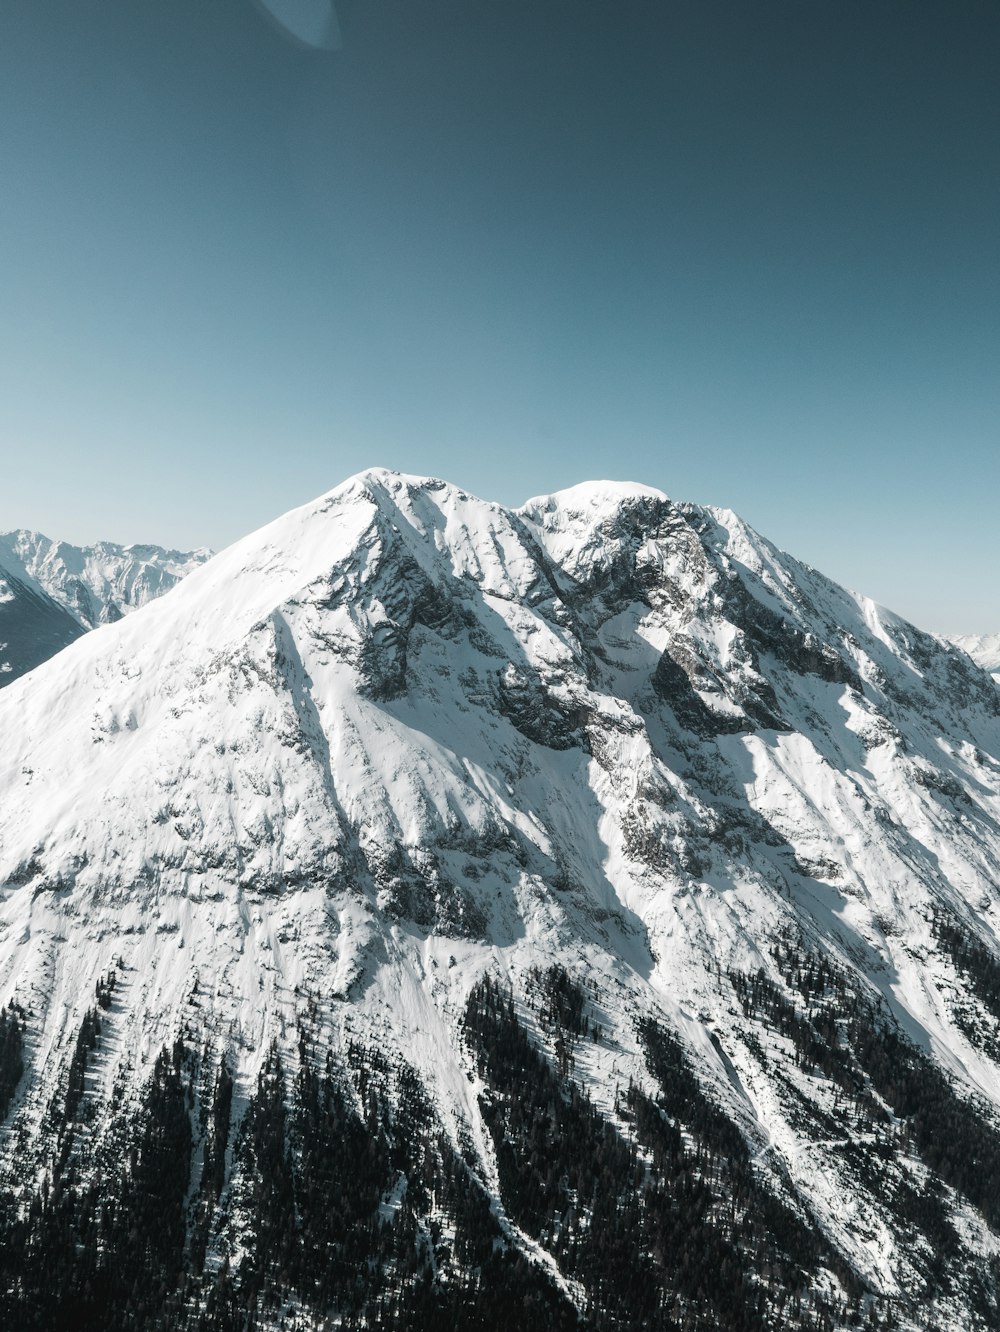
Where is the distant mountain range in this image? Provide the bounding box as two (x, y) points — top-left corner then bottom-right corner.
(1, 473), (1000, 1330)
(951, 632), (1000, 679)
(0, 531), (211, 685)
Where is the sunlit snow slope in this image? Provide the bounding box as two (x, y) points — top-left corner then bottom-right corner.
(3, 470), (1000, 1331)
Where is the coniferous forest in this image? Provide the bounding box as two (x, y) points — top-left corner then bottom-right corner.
(0, 958), (999, 1329)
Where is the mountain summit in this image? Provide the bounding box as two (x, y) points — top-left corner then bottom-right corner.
(2, 469), (1000, 1331)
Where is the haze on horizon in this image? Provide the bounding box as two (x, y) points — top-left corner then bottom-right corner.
(1, 0), (997, 635)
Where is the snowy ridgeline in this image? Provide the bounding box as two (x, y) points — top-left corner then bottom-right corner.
(1, 470), (1000, 1330)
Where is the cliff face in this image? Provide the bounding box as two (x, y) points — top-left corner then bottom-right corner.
(2, 469), (1000, 1330)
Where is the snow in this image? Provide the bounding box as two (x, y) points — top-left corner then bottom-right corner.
(0, 528), (211, 628)
(521, 478), (670, 513)
(2, 466), (1000, 1312)
(951, 632), (1000, 680)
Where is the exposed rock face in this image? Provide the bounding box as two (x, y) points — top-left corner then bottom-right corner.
(2, 470), (1000, 1330)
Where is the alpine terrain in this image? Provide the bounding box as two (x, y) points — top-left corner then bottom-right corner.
(2, 470), (1000, 1332)
(0, 530), (210, 686)
(0, 558), (84, 685)
(951, 634), (1000, 682)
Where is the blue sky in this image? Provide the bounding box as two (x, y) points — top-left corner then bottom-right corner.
(1, 1), (997, 632)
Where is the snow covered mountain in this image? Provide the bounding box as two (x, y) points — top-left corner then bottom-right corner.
(0, 528), (211, 629)
(0, 529), (211, 689)
(951, 632), (1000, 680)
(2, 469), (1000, 1331)
(0, 558), (84, 683)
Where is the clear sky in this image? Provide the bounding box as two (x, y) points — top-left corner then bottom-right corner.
(1, 1), (997, 633)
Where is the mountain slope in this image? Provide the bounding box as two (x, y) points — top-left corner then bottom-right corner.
(0, 528), (211, 628)
(2, 470), (1000, 1330)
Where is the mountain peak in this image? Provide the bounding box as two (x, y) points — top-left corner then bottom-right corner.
(520, 477), (670, 513)
(3, 471), (1000, 1327)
